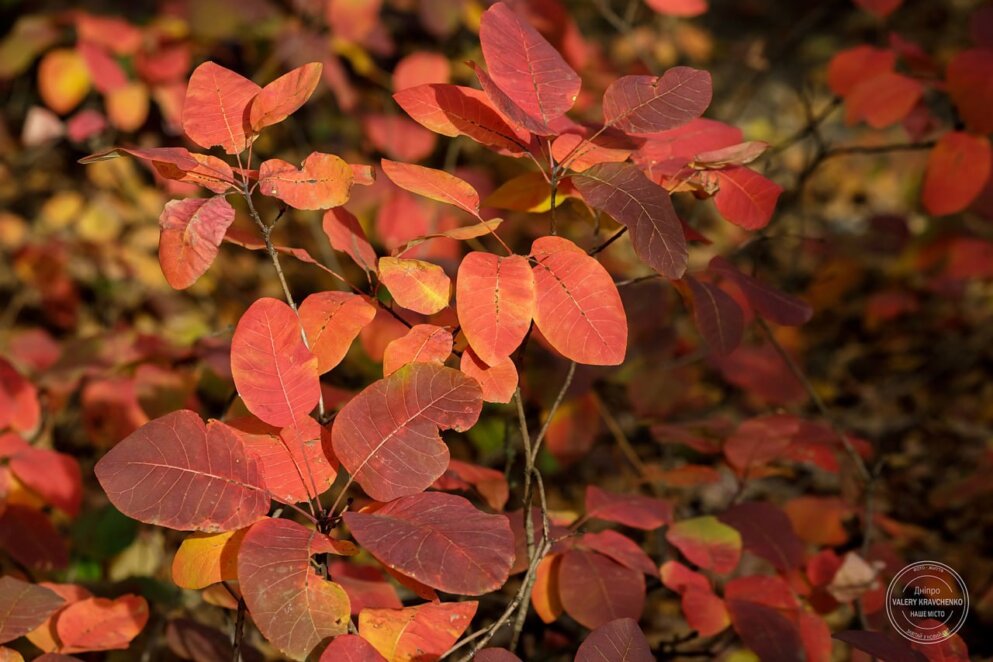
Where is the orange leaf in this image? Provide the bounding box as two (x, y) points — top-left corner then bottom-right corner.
(378, 257), (451, 315)
(298, 291), (377, 374)
(55, 595), (149, 653)
(531, 236), (627, 365)
(37, 49), (90, 115)
(922, 131), (991, 216)
(231, 297), (321, 427)
(531, 554), (564, 623)
(456, 252), (534, 366)
(249, 62), (322, 131)
(171, 529), (246, 590)
(844, 72), (923, 128)
(381, 159), (480, 217)
(259, 152), (353, 210)
(182, 61), (260, 154)
(322, 208), (378, 274)
(383, 324), (453, 376)
(358, 601), (477, 661)
(157, 196), (236, 290)
(459, 348), (518, 404)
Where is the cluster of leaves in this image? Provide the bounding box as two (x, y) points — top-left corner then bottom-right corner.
(0, 0), (989, 660)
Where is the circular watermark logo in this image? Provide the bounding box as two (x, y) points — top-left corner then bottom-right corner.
(885, 561), (969, 644)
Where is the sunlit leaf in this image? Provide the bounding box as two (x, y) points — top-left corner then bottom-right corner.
(231, 297), (321, 427)
(381, 159), (480, 217)
(171, 529), (246, 590)
(238, 518), (351, 660)
(666, 516), (742, 574)
(531, 236), (627, 365)
(55, 595), (149, 654)
(358, 602), (477, 662)
(331, 363), (482, 501)
(456, 252), (534, 366)
(259, 152), (354, 210)
(157, 196), (236, 290)
(459, 349), (518, 404)
(378, 257), (451, 315)
(298, 291), (377, 374)
(38, 49), (90, 115)
(383, 324), (453, 376)
(182, 61), (260, 154)
(94, 410), (270, 532)
(602, 68), (712, 134)
(249, 62), (322, 131)
(345, 492), (513, 594)
(712, 166), (782, 230)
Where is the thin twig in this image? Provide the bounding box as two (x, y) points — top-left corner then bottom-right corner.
(231, 597), (246, 662)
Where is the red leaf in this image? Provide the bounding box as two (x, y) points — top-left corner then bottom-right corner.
(844, 72), (923, 128)
(298, 291), (377, 374)
(713, 166), (782, 230)
(585, 485), (673, 530)
(724, 575), (799, 610)
(363, 115), (437, 162)
(381, 159), (480, 216)
(558, 550), (645, 629)
(322, 208), (378, 274)
(358, 602), (477, 661)
(682, 588), (730, 636)
(580, 530), (658, 577)
(633, 119), (742, 171)
(393, 52), (451, 90)
(575, 618), (653, 662)
(666, 516), (742, 574)
(603, 68), (712, 134)
(345, 492), (513, 595)
(94, 410), (270, 531)
(0, 577), (65, 645)
(77, 41), (126, 93)
(0, 359), (40, 434)
(55, 595), (149, 653)
(947, 49), (993, 134)
(685, 276), (743, 356)
(249, 62), (322, 131)
(157, 196), (236, 290)
(646, 0), (708, 16)
(238, 518), (351, 659)
(378, 257), (451, 315)
(329, 562), (402, 615)
(470, 61), (555, 136)
(8, 447), (82, 516)
(456, 252), (535, 366)
(383, 324), (453, 376)
(475, 649), (523, 662)
(709, 256), (812, 325)
(718, 502), (805, 572)
(182, 61), (260, 154)
(231, 297), (320, 427)
(922, 131), (992, 216)
(722, 414), (798, 474)
(460, 348), (518, 404)
(550, 133), (632, 172)
(531, 236), (627, 365)
(434, 459), (510, 511)
(726, 599), (805, 662)
(660, 560), (711, 594)
(854, 0), (903, 18)
(331, 363), (482, 501)
(227, 416), (337, 505)
(393, 84), (531, 155)
(0, 503), (69, 572)
(833, 631), (926, 662)
(326, 0), (381, 44)
(318, 635), (386, 662)
(827, 46), (896, 96)
(258, 152), (354, 210)
(574, 162), (687, 278)
(479, 2), (580, 127)
(154, 154), (236, 194)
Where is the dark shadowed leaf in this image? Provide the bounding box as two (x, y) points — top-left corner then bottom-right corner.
(727, 599), (805, 662)
(559, 550), (645, 629)
(708, 256), (812, 325)
(323, 208), (378, 274)
(718, 501), (805, 572)
(585, 485), (672, 530)
(833, 631), (927, 662)
(685, 276), (743, 356)
(574, 162), (687, 279)
(0, 577), (64, 644)
(318, 635), (386, 661)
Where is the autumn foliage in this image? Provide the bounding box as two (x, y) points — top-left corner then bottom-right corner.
(0, 0), (989, 660)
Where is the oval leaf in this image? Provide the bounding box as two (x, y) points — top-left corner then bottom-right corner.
(358, 602), (477, 661)
(922, 131), (991, 216)
(332, 363), (482, 501)
(298, 291), (377, 374)
(383, 324), (453, 376)
(460, 349), (518, 404)
(0, 577), (64, 645)
(319, 635), (386, 661)
(381, 159), (480, 217)
(685, 276), (743, 356)
(231, 297), (321, 428)
(479, 2), (580, 126)
(603, 68), (712, 134)
(559, 550), (645, 629)
(323, 208), (378, 274)
(258, 152), (354, 210)
(345, 492), (513, 595)
(250, 62), (322, 131)
(531, 236), (627, 365)
(378, 257), (451, 315)
(666, 516), (742, 574)
(94, 410), (270, 532)
(182, 61), (260, 154)
(238, 518), (351, 660)
(576, 618), (653, 662)
(712, 166), (782, 230)
(55, 595), (149, 654)
(158, 196), (236, 290)
(456, 252), (535, 366)
(574, 162), (687, 279)
(171, 529), (246, 589)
